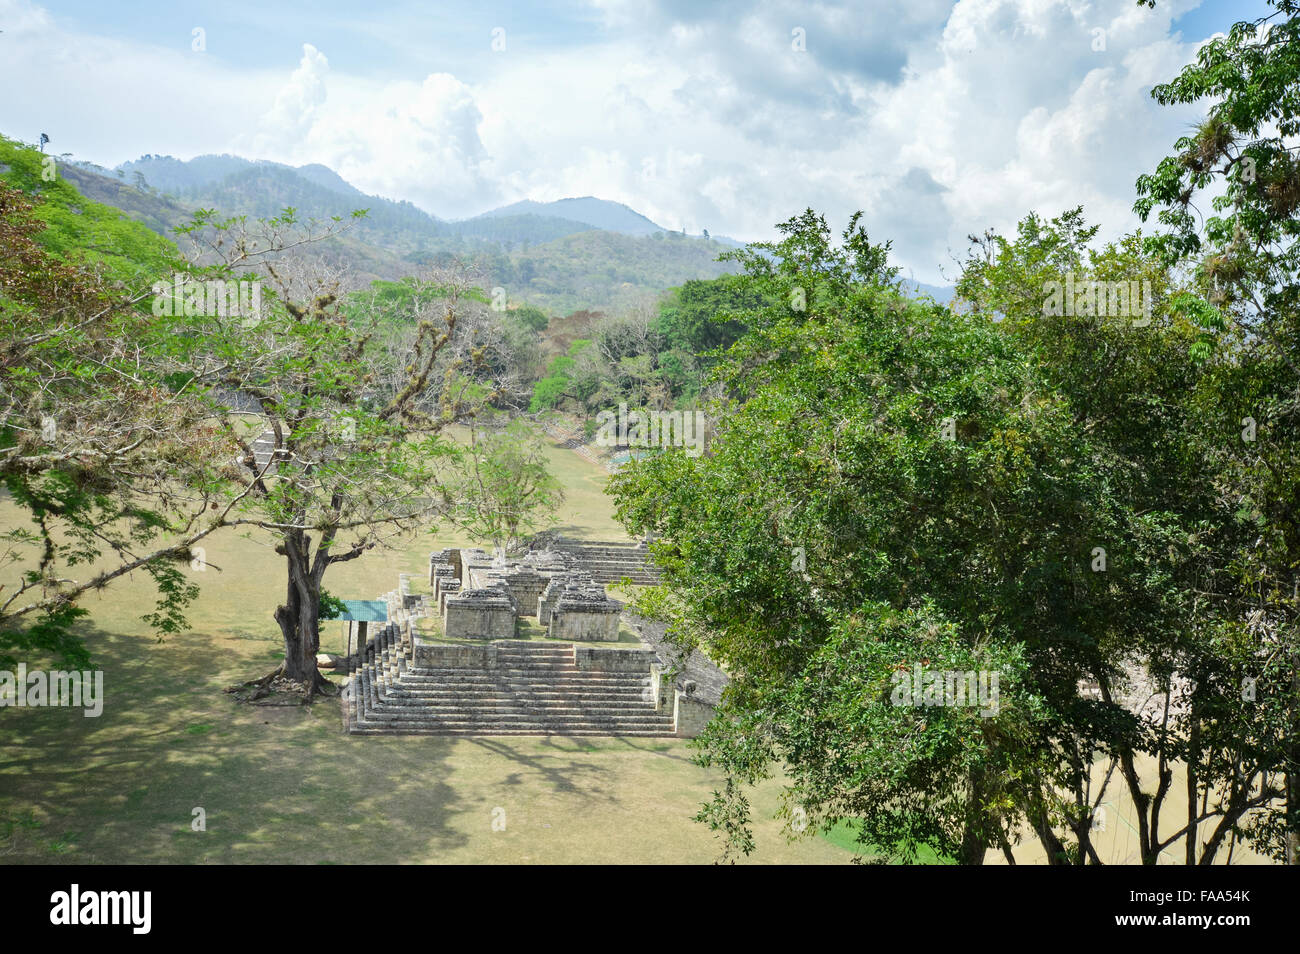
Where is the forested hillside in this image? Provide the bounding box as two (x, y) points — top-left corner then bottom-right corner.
(25, 147), (741, 313)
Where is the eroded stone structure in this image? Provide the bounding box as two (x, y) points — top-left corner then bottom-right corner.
(430, 546), (625, 641)
(341, 543), (721, 737)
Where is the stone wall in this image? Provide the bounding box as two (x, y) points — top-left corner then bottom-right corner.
(673, 691), (715, 738)
(574, 646), (658, 672)
(443, 589), (517, 639)
(420, 544), (719, 737)
(413, 638), (498, 669)
(437, 579), (461, 613)
(499, 568), (548, 616)
(549, 587), (623, 641)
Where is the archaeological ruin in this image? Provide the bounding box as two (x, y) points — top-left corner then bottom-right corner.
(341, 538), (721, 738)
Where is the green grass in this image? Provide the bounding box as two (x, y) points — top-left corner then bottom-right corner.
(0, 434), (849, 864)
(818, 819), (953, 864)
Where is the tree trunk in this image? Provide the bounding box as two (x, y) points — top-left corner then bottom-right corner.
(958, 769), (988, 865)
(1289, 654), (1300, 864)
(958, 826), (987, 865)
(1186, 718), (1200, 865)
(272, 527), (328, 693)
(1288, 753), (1299, 865)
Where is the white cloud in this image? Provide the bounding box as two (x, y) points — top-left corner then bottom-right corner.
(0, 0), (1233, 283)
(259, 43), (329, 144)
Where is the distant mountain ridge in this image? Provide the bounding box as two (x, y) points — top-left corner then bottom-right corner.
(4, 145), (738, 312)
(117, 154), (735, 243)
(471, 196), (667, 236)
(30, 146), (949, 314)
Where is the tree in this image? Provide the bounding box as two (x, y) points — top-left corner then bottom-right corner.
(609, 210), (1051, 862)
(656, 276), (758, 357)
(510, 304), (549, 332)
(451, 420), (564, 553)
(1134, 0), (1300, 864)
(168, 208), (494, 696)
(609, 207), (1252, 865)
(957, 208), (1285, 864)
(529, 375), (574, 412)
(0, 176), (231, 670)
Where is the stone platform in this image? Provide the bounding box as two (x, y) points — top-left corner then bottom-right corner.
(343, 625), (681, 737)
(430, 546), (625, 641)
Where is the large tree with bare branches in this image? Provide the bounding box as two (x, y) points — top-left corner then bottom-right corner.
(169, 209), (502, 695)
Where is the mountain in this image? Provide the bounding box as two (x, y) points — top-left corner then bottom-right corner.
(114, 153), (248, 193)
(119, 155), (447, 255)
(902, 280), (956, 304)
(472, 197), (667, 236)
(55, 160), (196, 240)
(119, 154), (364, 199)
(0, 144), (736, 312)
(288, 162), (366, 199)
(6, 135), (954, 319)
(448, 212), (596, 244)
(498, 229), (737, 315)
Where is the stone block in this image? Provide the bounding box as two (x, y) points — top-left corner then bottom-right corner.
(444, 588), (517, 639)
(549, 588), (623, 641)
(574, 646), (657, 672)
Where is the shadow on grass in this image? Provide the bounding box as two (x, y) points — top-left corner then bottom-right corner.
(468, 737), (617, 798)
(602, 735), (698, 764)
(0, 622), (470, 864)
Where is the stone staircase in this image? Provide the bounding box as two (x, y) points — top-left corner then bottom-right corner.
(344, 625), (676, 737)
(548, 539), (662, 586)
(539, 420), (608, 469)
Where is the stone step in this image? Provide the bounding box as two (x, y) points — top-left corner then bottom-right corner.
(345, 604), (675, 737)
(357, 712), (674, 727)
(376, 682), (649, 697)
(397, 681), (647, 686)
(362, 708), (670, 722)
(365, 699), (662, 712)
(363, 697), (661, 716)
(370, 682), (649, 698)
(350, 726), (674, 737)
(380, 686), (649, 699)
(405, 668), (644, 680)
(489, 657), (579, 663)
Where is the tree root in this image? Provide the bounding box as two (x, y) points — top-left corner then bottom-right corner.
(225, 665), (338, 705)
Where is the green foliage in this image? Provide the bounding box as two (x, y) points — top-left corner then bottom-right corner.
(510, 304), (549, 332)
(451, 421), (565, 549)
(318, 589), (348, 622)
(656, 275), (759, 356)
(546, 355), (576, 377)
(529, 375), (572, 412)
(0, 157), (212, 669)
(1132, 0), (1300, 863)
(609, 206), (1228, 864)
(0, 135), (177, 283)
(502, 230), (737, 315)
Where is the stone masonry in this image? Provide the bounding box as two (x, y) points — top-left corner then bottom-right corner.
(432, 546), (625, 642)
(338, 541), (716, 738)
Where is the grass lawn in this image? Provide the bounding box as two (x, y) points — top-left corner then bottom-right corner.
(817, 819), (952, 864)
(0, 433), (849, 864)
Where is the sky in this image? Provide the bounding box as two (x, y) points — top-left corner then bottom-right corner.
(0, 0), (1278, 284)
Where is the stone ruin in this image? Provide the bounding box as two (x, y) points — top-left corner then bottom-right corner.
(429, 546), (624, 641)
(339, 544), (720, 737)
